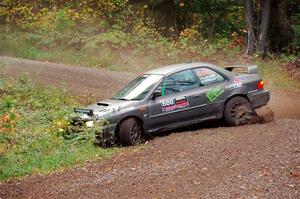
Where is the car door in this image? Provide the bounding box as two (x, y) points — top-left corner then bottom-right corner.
(147, 69), (205, 132)
(192, 67), (229, 117)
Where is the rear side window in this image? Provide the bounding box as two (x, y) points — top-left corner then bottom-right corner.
(160, 70), (199, 96)
(193, 68), (224, 85)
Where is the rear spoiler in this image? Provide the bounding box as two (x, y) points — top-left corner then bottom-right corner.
(74, 108), (94, 116)
(224, 65), (257, 74)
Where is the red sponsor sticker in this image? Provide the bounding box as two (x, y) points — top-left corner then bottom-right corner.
(162, 96), (189, 112)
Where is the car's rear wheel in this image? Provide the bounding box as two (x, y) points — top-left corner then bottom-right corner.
(224, 96), (253, 126)
(118, 118), (142, 146)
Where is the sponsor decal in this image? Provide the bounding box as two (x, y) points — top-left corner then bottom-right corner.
(206, 87), (224, 102)
(225, 82), (242, 89)
(233, 76), (246, 83)
(225, 77), (245, 89)
(161, 96), (189, 112)
(199, 74), (218, 84)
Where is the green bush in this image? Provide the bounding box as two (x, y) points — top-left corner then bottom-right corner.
(0, 74), (116, 181)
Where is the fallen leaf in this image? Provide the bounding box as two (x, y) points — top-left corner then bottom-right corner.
(290, 172), (300, 177)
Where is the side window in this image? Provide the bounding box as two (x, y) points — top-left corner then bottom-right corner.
(160, 70), (198, 96)
(194, 68), (224, 86)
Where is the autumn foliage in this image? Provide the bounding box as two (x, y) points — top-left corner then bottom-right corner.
(0, 110), (19, 133)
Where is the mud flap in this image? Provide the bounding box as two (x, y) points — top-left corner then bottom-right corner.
(244, 109), (263, 124)
(243, 108), (273, 125)
(234, 107), (263, 125)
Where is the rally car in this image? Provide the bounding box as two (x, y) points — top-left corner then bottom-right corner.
(74, 62), (270, 146)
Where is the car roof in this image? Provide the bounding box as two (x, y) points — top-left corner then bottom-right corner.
(145, 62), (226, 76)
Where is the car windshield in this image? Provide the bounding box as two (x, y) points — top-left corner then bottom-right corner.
(112, 74), (163, 100)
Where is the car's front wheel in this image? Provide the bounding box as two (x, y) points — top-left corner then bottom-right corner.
(224, 96), (253, 126)
(118, 118), (143, 146)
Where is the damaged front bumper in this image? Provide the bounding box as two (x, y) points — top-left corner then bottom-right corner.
(72, 108), (118, 147)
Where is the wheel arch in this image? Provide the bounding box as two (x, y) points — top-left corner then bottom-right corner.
(223, 94), (250, 112)
(115, 116), (144, 138)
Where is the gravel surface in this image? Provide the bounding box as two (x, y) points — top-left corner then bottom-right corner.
(0, 56), (299, 198)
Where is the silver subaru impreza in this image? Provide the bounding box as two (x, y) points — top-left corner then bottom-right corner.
(74, 62), (270, 146)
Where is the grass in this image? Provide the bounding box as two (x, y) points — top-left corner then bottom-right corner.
(1, 134), (116, 180)
(255, 58), (300, 91)
(0, 72), (117, 181)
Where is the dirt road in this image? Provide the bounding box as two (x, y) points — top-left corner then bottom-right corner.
(0, 56), (299, 198)
(1, 56), (135, 104)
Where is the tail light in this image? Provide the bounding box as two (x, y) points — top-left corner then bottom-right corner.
(257, 80), (264, 90)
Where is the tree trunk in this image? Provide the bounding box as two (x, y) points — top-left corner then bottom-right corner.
(258, 0), (271, 56)
(160, 0), (177, 36)
(268, 0), (294, 53)
(245, 0), (255, 56)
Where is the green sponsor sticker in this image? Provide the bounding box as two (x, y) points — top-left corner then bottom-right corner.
(206, 87), (224, 102)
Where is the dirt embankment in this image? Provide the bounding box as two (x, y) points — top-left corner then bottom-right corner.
(0, 56), (299, 198)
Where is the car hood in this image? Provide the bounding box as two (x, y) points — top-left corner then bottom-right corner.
(84, 99), (136, 118)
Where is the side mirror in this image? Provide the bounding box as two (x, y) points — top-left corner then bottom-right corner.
(152, 90), (161, 99)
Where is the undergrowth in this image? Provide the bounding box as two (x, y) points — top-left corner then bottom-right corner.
(0, 3), (299, 91)
(0, 70), (116, 181)
(255, 57), (300, 91)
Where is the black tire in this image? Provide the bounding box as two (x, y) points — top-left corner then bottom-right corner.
(224, 96), (253, 126)
(118, 118), (143, 146)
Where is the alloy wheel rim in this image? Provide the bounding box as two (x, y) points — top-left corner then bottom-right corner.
(230, 101), (248, 124)
(130, 123), (141, 143)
